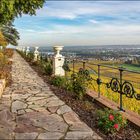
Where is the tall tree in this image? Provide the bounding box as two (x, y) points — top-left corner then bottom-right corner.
(0, 0), (46, 25)
(0, 0), (46, 46)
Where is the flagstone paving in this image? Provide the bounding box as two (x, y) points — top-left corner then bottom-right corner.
(0, 51), (102, 140)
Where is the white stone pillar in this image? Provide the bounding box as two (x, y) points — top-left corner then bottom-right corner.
(34, 47), (39, 61)
(22, 47), (25, 52)
(26, 46), (30, 55)
(16, 46), (20, 51)
(53, 46), (65, 76)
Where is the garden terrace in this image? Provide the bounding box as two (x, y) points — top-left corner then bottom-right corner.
(16, 49), (140, 139)
(0, 51), (101, 139)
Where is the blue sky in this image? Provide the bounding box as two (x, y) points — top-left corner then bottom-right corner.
(14, 1), (140, 47)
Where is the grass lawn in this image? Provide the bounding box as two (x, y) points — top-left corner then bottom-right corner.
(118, 64), (140, 72)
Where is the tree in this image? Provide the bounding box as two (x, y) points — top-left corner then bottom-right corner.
(1, 22), (20, 46)
(0, 0), (46, 25)
(0, 0), (46, 46)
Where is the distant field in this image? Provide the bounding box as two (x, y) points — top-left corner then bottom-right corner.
(68, 60), (140, 115)
(103, 63), (140, 72)
(119, 64), (140, 71)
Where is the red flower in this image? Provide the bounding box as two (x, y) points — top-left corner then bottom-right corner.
(109, 114), (114, 121)
(114, 124), (119, 129)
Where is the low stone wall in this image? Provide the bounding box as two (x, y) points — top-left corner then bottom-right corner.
(87, 90), (140, 129)
(0, 79), (6, 98)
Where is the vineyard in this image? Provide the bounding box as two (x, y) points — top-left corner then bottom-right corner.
(67, 60), (140, 115)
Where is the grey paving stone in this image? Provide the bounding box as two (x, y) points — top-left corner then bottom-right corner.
(38, 132), (64, 140)
(46, 100), (65, 107)
(57, 105), (72, 115)
(64, 131), (93, 139)
(12, 100), (27, 113)
(63, 111), (81, 125)
(48, 106), (59, 113)
(15, 132), (38, 140)
(33, 114), (68, 133)
(69, 122), (93, 132)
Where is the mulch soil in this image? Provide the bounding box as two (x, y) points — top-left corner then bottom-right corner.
(24, 58), (140, 140)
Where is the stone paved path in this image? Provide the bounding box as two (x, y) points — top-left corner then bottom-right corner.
(0, 51), (102, 140)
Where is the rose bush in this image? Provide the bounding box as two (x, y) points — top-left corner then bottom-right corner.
(96, 108), (127, 134)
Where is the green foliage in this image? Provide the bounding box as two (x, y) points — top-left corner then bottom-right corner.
(71, 68), (92, 99)
(1, 22), (20, 46)
(51, 76), (66, 87)
(0, 0), (46, 46)
(27, 52), (34, 62)
(43, 63), (53, 75)
(0, 0), (46, 25)
(64, 79), (73, 92)
(96, 108), (127, 134)
(17, 50), (25, 58)
(63, 59), (71, 72)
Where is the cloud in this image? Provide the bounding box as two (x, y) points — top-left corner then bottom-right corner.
(89, 19), (99, 24)
(14, 1), (140, 46)
(17, 23), (140, 46)
(35, 1), (140, 21)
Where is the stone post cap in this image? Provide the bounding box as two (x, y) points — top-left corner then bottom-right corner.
(53, 46), (64, 51)
(35, 46), (39, 49)
(53, 46), (64, 56)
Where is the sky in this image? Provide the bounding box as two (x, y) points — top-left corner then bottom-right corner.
(14, 1), (140, 47)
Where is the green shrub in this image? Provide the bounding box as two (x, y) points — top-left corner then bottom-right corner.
(65, 79), (73, 91)
(96, 108), (127, 134)
(71, 68), (92, 99)
(51, 76), (66, 87)
(44, 63), (53, 75)
(26, 52), (34, 62)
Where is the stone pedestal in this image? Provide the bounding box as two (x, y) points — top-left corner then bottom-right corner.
(26, 47), (30, 55)
(34, 47), (39, 61)
(22, 47), (25, 52)
(53, 46), (65, 76)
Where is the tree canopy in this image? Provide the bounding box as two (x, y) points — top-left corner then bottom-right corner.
(0, 0), (46, 25)
(0, 0), (46, 46)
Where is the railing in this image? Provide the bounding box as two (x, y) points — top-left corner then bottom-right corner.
(64, 58), (140, 113)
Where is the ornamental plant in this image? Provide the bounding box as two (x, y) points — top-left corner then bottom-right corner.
(96, 108), (127, 134)
(71, 68), (92, 100)
(50, 76), (66, 87)
(43, 63), (53, 75)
